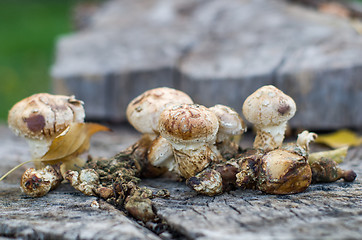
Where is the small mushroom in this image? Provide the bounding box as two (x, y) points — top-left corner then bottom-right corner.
(126, 88), (193, 177)
(209, 104), (246, 159)
(147, 135), (178, 174)
(158, 104), (219, 179)
(256, 149), (312, 194)
(126, 87), (193, 140)
(20, 165), (63, 197)
(64, 169), (99, 196)
(242, 85), (296, 151)
(8, 93), (85, 168)
(296, 130), (318, 152)
(187, 169), (223, 196)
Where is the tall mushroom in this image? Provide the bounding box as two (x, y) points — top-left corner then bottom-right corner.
(242, 85), (296, 151)
(8, 93), (85, 169)
(158, 104), (219, 179)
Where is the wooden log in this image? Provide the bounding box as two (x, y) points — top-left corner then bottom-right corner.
(1, 124), (361, 239)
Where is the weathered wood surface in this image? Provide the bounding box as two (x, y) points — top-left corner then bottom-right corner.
(51, 0), (362, 130)
(1, 124), (361, 240)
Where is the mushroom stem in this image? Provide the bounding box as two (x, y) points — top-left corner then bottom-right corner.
(26, 138), (52, 159)
(254, 123), (287, 151)
(172, 143), (217, 179)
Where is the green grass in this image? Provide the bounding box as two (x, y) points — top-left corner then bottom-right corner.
(0, 0), (76, 122)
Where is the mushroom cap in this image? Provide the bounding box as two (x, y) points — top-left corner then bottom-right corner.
(126, 87), (193, 134)
(8, 93), (85, 140)
(242, 85), (296, 127)
(209, 104), (246, 136)
(159, 104), (219, 144)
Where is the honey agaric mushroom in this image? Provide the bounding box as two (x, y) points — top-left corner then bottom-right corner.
(242, 85), (296, 151)
(8, 93), (85, 168)
(209, 104), (246, 159)
(158, 104), (219, 179)
(126, 87), (193, 140)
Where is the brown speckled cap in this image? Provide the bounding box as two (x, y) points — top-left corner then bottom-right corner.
(159, 104), (219, 144)
(8, 93), (85, 140)
(242, 85), (296, 127)
(126, 87), (193, 134)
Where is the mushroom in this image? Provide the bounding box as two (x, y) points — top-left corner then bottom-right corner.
(296, 130), (318, 152)
(126, 87), (193, 176)
(126, 87), (193, 140)
(20, 164), (63, 197)
(209, 104), (246, 159)
(8, 93), (85, 168)
(255, 148), (312, 194)
(242, 85), (296, 151)
(147, 136), (178, 174)
(158, 104), (219, 179)
(235, 148), (312, 194)
(187, 169), (223, 196)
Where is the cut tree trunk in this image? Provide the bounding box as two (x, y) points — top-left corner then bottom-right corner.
(0, 125), (361, 239)
(51, 0), (362, 130)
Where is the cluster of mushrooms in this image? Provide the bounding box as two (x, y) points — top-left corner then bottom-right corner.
(125, 86), (355, 196)
(4, 86), (356, 221)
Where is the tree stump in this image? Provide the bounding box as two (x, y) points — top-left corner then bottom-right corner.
(0, 124), (361, 239)
(51, 0), (362, 130)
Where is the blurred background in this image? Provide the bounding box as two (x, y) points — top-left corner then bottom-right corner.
(1, 0), (362, 131)
(0, 0), (85, 122)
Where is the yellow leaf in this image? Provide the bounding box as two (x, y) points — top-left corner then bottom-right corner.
(308, 147), (348, 164)
(315, 129), (362, 149)
(40, 122), (110, 165)
(0, 123), (110, 182)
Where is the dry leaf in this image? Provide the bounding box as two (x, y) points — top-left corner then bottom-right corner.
(351, 19), (362, 35)
(318, 3), (350, 18)
(0, 122), (110, 182)
(308, 146), (348, 164)
(315, 129), (362, 148)
(40, 122), (110, 166)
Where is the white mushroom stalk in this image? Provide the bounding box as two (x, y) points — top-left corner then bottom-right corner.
(242, 85), (296, 151)
(158, 104), (219, 179)
(7, 93), (85, 168)
(297, 130), (318, 152)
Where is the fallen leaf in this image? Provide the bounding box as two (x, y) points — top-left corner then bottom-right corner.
(318, 3), (350, 18)
(315, 129), (362, 148)
(308, 146), (348, 164)
(40, 122), (111, 166)
(0, 123), (110, 182)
